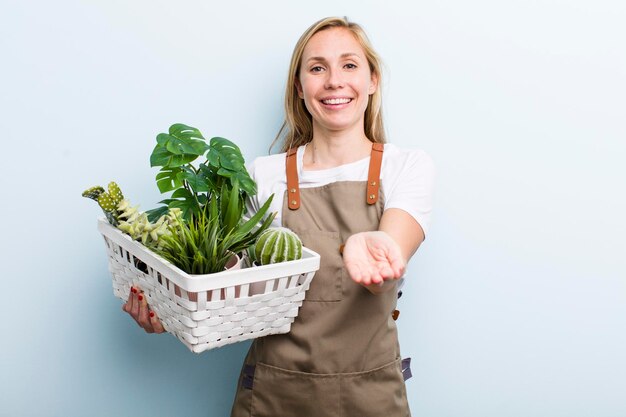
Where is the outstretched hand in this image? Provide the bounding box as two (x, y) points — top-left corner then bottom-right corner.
(342, 231), (406, 286)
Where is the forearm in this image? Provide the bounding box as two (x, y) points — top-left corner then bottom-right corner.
(378, 208), (424, 263)
(359, 209), (425, 295)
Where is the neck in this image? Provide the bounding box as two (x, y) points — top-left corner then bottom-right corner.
(304, 126), (373, 170)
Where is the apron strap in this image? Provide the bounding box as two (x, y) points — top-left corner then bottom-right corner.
(366, 143), (384, 205)
(285, 143), (385, 210)
(286, 147), (300, 210)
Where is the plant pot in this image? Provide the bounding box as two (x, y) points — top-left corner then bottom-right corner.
(249, 261), (268, 296)
(184, 252), (243, 302)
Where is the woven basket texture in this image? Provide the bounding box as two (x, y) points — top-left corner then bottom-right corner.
(97, 219), (319, 353)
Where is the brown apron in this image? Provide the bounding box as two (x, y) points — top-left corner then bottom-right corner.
(231, 144), (411, 417)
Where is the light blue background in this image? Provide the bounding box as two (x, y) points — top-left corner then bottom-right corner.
(1, 1), (625, 416)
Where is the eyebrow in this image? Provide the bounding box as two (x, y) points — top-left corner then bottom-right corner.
(305, 53), (361, 63)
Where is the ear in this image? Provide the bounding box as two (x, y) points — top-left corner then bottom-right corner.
(295, 78), (304, 99)
(368, 72), (378, 95)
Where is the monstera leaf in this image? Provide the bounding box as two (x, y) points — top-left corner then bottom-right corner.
(150, 124), (209, 168)
(206, 137), (256, 195)
(147, 123), (271, 257)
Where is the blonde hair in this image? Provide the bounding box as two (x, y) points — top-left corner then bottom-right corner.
(273, 17), (386, 153)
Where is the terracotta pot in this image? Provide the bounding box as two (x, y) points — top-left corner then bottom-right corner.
(182, 252), (243, 302)
(249, 261), (268, 296)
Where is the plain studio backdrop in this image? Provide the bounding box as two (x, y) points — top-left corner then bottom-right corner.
(1, 1), (624, 416)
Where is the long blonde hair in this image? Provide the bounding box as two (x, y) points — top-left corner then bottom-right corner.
(273, 17), (386, 153)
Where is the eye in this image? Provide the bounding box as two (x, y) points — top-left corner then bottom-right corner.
(310, 66), (325, 73)
(344, 63), (357, 69)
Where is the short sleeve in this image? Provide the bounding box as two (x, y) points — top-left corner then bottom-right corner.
(242, 154), (285, 228)
(383, 149), (435, 236)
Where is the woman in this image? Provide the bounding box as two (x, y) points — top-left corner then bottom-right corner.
(124, 17), (434, 417)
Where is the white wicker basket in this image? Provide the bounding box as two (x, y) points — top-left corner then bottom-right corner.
(97, 219), (320, 353)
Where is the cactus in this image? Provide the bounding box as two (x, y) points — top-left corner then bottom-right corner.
(254, 227), (303, 265)
(82, 186), (105, 200)
(82, 182), (125, 226)
(82, 182), (179, 249)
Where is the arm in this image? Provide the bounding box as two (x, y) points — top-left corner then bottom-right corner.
(367, 208), (425, 294)
(342, 147), (433, 295)
(379, 208), (425, 263)
(343, 208), (425, 295)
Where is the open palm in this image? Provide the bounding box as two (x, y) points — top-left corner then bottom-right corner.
(343, 231), (406, 286)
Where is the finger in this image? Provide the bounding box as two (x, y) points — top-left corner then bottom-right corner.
(125, 286), (136, 315)
(390, 258), (405, 278)
(149, 310), (166, 334)
(122, 287), (134, 313)
(130, 287), (141, 319)
(360, 266), (375, 285)
(377, 264), (395, 280)
(369, 270), (385, 285)
(137, 290), (154, 333)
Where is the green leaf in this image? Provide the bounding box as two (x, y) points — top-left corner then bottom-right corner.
(169, 199), (198, 222)
(207, 137), (246, 172)
(145, 205), (170, 223)
(150, 124), (209, 169)
(156, 167), (183, 193)
(229, 170), (257, 195)
(171, 188), (193, 199)
(168, 188), (201, 220)
(198, 163), (220, 194)
(169, 123), (205, 140)
(181, 166), (210, 193)
(164, 135), (208, 156)
(150, 143), (198, 168)
(150, 144), (171, 167)
(220, 181), (243, 234)
(235, 194), (275, 237)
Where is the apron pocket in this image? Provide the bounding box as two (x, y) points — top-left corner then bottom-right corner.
(296, 230), (343, 302)
(251, 362), (340, 417)
(340, 358), (410, 417)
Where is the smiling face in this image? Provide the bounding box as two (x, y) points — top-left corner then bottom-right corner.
(296, 27), (378, 138)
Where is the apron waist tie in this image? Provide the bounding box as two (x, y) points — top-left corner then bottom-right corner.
(242, 364), (255, 389)
(401, 357), (412, 381)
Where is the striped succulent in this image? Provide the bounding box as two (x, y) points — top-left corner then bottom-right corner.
(117, 205), (182, 249)
(254, 227), (303, 265)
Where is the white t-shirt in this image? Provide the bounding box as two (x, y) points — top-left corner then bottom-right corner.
(245, 143), (435, 237)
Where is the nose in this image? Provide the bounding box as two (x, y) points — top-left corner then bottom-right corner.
(324, 68), (344, 89)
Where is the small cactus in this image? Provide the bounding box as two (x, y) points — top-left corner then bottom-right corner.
(82, 181), (125, 226)
(82, 186), (105, 200)
(83, 182), (181, 249)
(254, 227), (303, 265)
(107, 182), (124, 205)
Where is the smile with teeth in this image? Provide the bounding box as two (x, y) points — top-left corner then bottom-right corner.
(321, 98), (352, 105)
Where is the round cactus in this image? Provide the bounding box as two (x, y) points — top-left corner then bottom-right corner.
(254, 227), (303, 265)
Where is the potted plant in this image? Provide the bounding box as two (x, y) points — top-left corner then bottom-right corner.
(144, 123), (276, 274)
(85, 123), (321, 353)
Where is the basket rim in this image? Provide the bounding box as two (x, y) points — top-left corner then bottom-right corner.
(98, 218), (320, 292)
